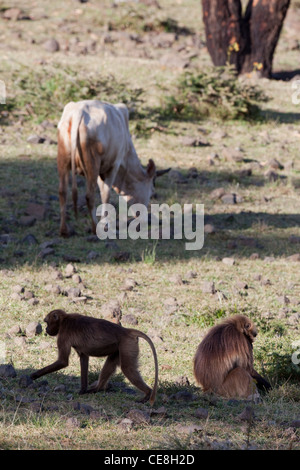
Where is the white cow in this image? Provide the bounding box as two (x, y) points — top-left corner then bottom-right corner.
(57, 100), (159, 237)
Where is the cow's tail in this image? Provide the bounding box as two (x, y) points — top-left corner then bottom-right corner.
(70, 110), (83, 216)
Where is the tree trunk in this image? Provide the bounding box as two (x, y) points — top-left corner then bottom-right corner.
(201, 0), (291, 78)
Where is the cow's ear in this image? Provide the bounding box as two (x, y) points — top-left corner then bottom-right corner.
(146, 159), (156, 178)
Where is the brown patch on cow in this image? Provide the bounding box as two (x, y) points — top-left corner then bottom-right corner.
(96, 141), (104, 155)
(67, 117), (72, 140)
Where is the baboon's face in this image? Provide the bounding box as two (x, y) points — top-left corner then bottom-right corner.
(44, 311), (60, 336)
(243, 319), (257, 343)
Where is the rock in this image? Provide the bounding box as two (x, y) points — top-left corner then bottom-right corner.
(67, 287), (81, 298)
(26, 134), (45, 144)
(19, 215), (36, 227)
(14, 337), (27, 347)
(111, 251), (130, 262)
(175, 424), (202, 434)
(168, 169), (188, 184)
(38, 247), (54, 258)
(187, 167), (198, 178)
(65, 263), (76, 277)
(72, 274), (82, 284)
(185, 270), (197, 279)
(54, 384), (66, 393)
(122, 314), (138, 325)
(175, 376), (190, 386)
(236, 281), (248, 290)
(0, 364), (17, 378)
(100, 300), (122, 322)
(3, 8), (22, 21)
(200, 281), (216, 294)
(25, 321), (42, 338)
(7, 325), (22, 337)
(269, 158), (284, 170)
(19, 375), (33, 388)
(195, 407), (209, 419)
(25, 203), (46, 220)
(286, 253), (300, 262)
(121, 278), (138, 291)
(127, 409), (150, 425)
(119, 418), (134, 430)
(44, 38), (60, 52)
(204, 224), (215, 234)
(45, 284), (61, 295)
(210, 187), (225, 200)
(222, 148), (244, 162)
(28, 298), (39, 306)
(221, 193), (243, 204)
(237, 406), (255, 422)
(21, 234), (38, 245)
(12, 285), (24, 294)
(169, 274), (183, 285)
(222, 257), (235, 266)
(11, 292), (23, 301)
(278, 295), (290, 305)
(66, 417), (80, 428)
(23, 289), (34, 299)
(171, 390), (196, 401)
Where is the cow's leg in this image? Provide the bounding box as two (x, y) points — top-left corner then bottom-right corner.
(85, 176), (98, 234)
(57, 132), (71, 237)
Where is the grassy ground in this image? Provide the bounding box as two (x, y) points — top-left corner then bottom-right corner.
(0, 0), (300, 450)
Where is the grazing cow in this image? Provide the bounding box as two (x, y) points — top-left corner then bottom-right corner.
(57, 100), (165, 237)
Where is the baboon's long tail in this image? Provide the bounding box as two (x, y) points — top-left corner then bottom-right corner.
(130, 329), (158, 405)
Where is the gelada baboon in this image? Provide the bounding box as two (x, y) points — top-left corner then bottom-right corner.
(193, 315), (271, 399)
(30, 309), (158, 405)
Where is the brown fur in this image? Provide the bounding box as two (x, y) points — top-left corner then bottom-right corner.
(193, 315), (271, 398)
(31, 310), (158, 405)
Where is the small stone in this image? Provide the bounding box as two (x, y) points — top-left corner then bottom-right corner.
(210, 187), (225, 200)
(221, 193), (242, 205)
(150, 406), (167, 418)
(286, 253), (300, 262)
(121, 278), (138, 291)
(0, 364), (17, 378)
(291, 420), (300, 428)
(236, 281), (248, 290)
(87, 250), (99, 260)
(169, 274), (183, 285)
(264, 170), (279, 182)
(12, 285), (24, 294)
(168, 169), (188, 184)
(200, 281), (216, 294)
(23, 289), (34, 299)
(222, 257), (235, 266)
(119, 418), (134, 430)
(38, 247), (54, 258)
(237, 406), (255, 422)
(72, 274), (82, 284)
(11, 292), (23, 301)
(25, 203), (46, 221)
(26, 134), (45, 144)
(278, 295), (290, 305)
(19, 215), (36, 227)
(25, 321), (42, 338)
(66, 417), (80, 428)
(204, 224), (215, 234)
(65, 263), (76, 277)
(185, 270), (197, 280)
(175, 376), (190, 386)
(195, 407), (209, 419)
(122, 314), (138, 325)
(127, 409), (150, 424)
(21, 234), (38, 245)
(7, 325), (22, 337)
(14, 337), (27, 347)
(67, 287), (81, 298)
(28, 298), (39, 306)
(269, 158), (284, 170)
(19, 375), (33, 388)
(100, 300), (122, 322)
(44, 38), (60, 52)
(54, 384), (66, 393)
